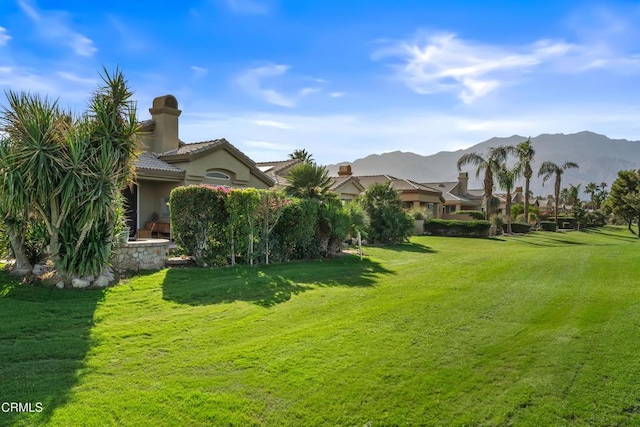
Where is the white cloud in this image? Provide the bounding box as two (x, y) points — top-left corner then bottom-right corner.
(244, 140), (294, 150)
(236, 63), (322, 108)
(374, 32), (574, 104)
(0, 27), (10, 46)
(18, 0), (97, 57)
(191, 66), (208, 78)
(254, 119), (294, 129)
(329, 92), (345, 98)
(225, 0), (267, 15)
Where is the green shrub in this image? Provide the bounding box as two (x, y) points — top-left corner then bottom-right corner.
(424, 219), (491, 237)
(454, 210), (485, 220)
(539, 221), (557, 232)
(271, 198), (319, 262)
(360, 183), (413, 244)
(170, 184), (230, 267)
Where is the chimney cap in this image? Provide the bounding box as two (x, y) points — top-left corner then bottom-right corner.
(338, 165), (352, 176)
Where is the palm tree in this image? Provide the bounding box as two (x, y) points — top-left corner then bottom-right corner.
(514, 138), (535, 223)
(585, 182), (598, 209)
(538, 161), (579, 224)
(285, 161), (332, 199)
(496, 163), (520, 234)
(288, 148), (314, 163)
(457, 145), (516, 220)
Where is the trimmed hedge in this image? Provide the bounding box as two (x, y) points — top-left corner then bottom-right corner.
(454, 210), (486, 220)
(502, 222), (531, 234)
(539, 221), (557, 232)
(424, 219), (491, 237)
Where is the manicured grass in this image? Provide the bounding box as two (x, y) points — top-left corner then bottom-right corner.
(2, 226), (640, 426)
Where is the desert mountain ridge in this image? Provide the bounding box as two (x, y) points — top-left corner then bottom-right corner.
(326, 131), (640, 197)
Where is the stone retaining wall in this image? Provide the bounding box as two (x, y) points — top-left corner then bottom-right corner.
(112, 239), (169, 273)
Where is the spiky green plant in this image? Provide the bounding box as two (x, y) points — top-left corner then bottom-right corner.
(285, 162), (332, 199)
(0, 67), (140, 279)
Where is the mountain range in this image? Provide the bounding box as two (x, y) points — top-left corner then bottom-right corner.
(326, 131), (640, 197)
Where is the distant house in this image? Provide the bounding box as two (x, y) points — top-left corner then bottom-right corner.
(126, 95), (273, 237)
(493, 187), (527, 216)
(355, 174), (444, 218)
(256, 161), (365, 202)
(422, 172), (483, 218)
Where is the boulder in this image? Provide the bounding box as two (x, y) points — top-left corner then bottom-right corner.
(71, 277), (91, 288)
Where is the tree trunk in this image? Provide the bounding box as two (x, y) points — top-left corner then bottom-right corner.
(524, 175), (531, 223)
(506, 192), (512, 234)
(7, 226), (32, 274)
(554, 176), (561, 225)
(484, 169), (493, 220)
(628, 219), (636, 235)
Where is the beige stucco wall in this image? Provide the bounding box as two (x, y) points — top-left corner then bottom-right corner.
(336, 181), (363, 201)
(138, 180), (181, 226)
(172, 148), (271, 189)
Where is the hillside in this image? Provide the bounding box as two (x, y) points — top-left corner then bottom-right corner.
(327, 131), (640, 196)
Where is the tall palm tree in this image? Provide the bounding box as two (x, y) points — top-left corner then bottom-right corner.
(514, 138), (535, 223)
(457, 145), (516, 220)
(584, 182), (598, 209)
(288, 148), (314, 164)
(285, 161), (332, 199)
(538, 161), (579, 224)
(496, 163), (520, 234)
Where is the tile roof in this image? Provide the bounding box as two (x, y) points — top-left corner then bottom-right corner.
(356, 175), (441, 194)
(135, 152), (184, 175)
(158, 139), (226, 157)
(255, 159), (302, 181)
(330, 176), (364, 192)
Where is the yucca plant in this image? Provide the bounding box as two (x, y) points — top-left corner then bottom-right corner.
(0, 67), (140, 280)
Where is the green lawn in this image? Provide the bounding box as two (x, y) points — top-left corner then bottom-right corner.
(2, 227), (640, 426)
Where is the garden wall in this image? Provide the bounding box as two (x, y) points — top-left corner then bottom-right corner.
(112, 239), (169, 273)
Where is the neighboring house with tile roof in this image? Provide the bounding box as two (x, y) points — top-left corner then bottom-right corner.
(355, 174), (444, 218)
(256, 161), (365, 201)
(125, 95), (273, 237)
(422, 172), (483, 218)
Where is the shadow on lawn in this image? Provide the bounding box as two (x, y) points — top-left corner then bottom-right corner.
(381, 241), (437, 253)
(0, 276), (105, 426)
(162, 255), (393, 308)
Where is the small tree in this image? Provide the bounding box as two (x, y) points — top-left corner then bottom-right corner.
(538, 160), (579, 224)
(606, 170), (640, 237)
(360, 182), (412, 244)
(496, 163), (519, 234)
(457, 145), (516, 220)
(256, 189), (288, 264)
(227, 188), (260, 265)
(514, 139), (536, 224)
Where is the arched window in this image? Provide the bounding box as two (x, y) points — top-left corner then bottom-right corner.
(205, 171), (230, 180)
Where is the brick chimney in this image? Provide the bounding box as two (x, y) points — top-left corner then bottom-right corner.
(338, 165), (352, 177)
(148, 95), (181, 153)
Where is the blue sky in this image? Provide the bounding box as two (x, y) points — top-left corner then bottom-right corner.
(1, 0), (639, 165)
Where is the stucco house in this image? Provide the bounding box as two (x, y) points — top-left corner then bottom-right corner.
(422, 172), (483, 218)
(125, 95), (273, 238)
(355, 174), (444, 218)
(256, 161), (365, 202)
